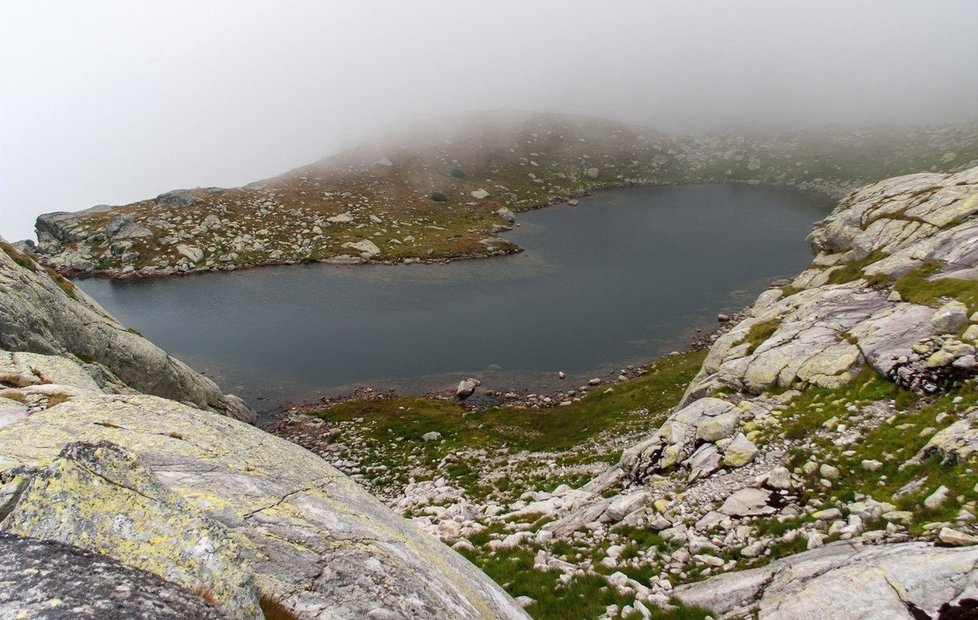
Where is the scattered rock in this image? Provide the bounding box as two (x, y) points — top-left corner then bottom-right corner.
(933, 301), (969, 334)
(456, 378), (480, 400)
(720, 488), (773, 517)
(923, 485), (950, 510)
(938, 527), (978, 547)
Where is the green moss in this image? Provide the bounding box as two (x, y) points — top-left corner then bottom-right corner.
(893, 260), (978, 314)
(825, 251), (889, 286)
(744, 318), (782, 354)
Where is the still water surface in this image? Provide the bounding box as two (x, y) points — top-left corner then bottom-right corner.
(74, 184), (831, 406)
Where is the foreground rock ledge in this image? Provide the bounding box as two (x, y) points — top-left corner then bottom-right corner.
(0, 354), (528, 620)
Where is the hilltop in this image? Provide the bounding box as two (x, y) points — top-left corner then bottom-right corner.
(28, 111), (978, 278)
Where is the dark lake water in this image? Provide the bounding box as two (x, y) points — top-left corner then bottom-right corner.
(74, 184), (831, 407)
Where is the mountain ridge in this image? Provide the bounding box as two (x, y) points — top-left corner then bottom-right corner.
(27, 111), (978, 278)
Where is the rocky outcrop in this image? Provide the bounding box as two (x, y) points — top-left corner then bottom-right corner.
(911, 407), (978, 465)
(520, 168), (978, 614)
(0, 351), (528, 619)
(2, 441), (260, 617)
(675, 541), (978, 619)
(0, 240), (255, 422)
(683, 166), (978, 405)
(0, 532), (225, 619)
(808, 167), (978, 280)
(611, 168), (978, 488)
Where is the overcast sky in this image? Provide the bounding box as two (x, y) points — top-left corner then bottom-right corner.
(2, 1), (977, 241)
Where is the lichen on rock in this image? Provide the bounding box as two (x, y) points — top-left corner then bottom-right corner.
(0, 358), (529, 619)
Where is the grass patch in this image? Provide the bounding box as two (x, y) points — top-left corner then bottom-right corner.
(42, 266), (80, 300)
(0, 240), (37, 271)
(825, 251), (889, 286)
(316, 351), (705, 453)
(779, 368), (899, 442)
(44, 393), (71, 408)
(458, 546), (711, 620)
(259, 593), (300, 620)
(893, 260), (978, 314)
(744, 318), (782, 354)
(787, 377), (978, 535)
(312, 350), (706, 501)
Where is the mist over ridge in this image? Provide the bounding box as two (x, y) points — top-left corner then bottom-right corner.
(3, 1), (978, 241)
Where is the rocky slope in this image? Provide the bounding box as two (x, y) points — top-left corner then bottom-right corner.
(0, 246), (528, 618)
(272, 167), (978, 619)
(0, 240), (254, 421)
(28, 111), (978, 278)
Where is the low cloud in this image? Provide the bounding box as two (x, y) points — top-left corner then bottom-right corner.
(2, 0), (976, 240)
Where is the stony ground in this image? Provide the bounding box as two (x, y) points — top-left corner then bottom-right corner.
(28, 111), (978, 279)
(270, 354), (978, 620)
(269, 351), (718, 619)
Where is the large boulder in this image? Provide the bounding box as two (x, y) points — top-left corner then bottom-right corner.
(1, 441), (260, 617)
(0, 240), (255, 422)
(675, 541), (978, 619)
(0, 359), (528, 619)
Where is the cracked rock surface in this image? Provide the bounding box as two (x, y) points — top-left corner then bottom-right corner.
(675, 541), (978, 619)
(0, 353), (528, 620)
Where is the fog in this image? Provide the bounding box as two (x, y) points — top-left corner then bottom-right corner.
(2, 0), (977, 241)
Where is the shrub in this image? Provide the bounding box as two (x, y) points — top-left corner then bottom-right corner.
(260, 593), (300, 620)
(430, 192), (449, 202)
